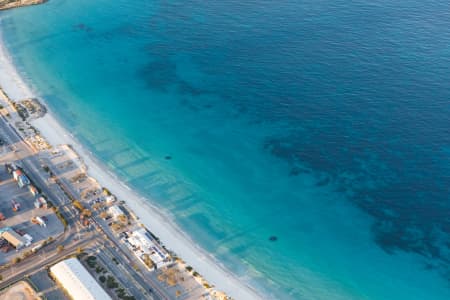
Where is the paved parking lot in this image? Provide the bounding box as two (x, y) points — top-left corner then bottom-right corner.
(0, 166), (64, 265)
(29, 270), (69, 300)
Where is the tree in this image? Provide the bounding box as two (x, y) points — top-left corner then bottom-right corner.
(99, 211), (108, 219)
(12, 257), (21, 264)
(22, 250), (32, 259)
(92, 202), (103, 210)
(72, 200), (84, 211)
(102, 187), (111, 196)
(106, 276), (118, 289)
(82, 209), (92, 217)
(118, 214), (128, 225)
(57, 245), (64, 253)
(142, 254), (154, 269)
(111, 222), (123, 232)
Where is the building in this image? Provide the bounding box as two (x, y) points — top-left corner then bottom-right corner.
(105, 195), (116, 204)
(50, 258), (111, 300)
(127, 228), (170, 268)
(1, 229), (28, 249)
(108, 205), (125, 219)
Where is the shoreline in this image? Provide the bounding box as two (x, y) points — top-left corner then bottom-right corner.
(0, 26), (262, 299)
(0, 0), (46, 11)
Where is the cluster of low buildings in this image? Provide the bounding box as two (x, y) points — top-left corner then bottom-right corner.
(98, 198), (171, 271)
(0, 163), (51, 253)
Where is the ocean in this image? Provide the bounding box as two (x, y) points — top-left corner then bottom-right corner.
(1, 0), (450, 299)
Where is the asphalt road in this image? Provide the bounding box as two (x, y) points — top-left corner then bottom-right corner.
(0, 237), (96, 289)
(0, 110), (172, 299)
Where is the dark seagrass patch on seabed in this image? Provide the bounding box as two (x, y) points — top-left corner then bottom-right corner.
(262, 130), (450, 280)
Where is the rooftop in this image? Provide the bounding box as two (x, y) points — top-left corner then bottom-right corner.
(50, 258), (111, 300)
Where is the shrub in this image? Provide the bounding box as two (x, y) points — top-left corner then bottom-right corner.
(12, 257), (21, 264)
(203, 283), (211, 289)
(106, 276), (118, 289)
(73, 200), (84, 211)
(102, 187), (111, 196)
(82, 209), (92, 217)
(142, 254), (154, 269)
(55, 210), (67, 228)
(22, 250), (32, 259)
(86, 256), (97, 268)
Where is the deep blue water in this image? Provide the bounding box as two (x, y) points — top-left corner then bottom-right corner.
(1, 0), (450, 299)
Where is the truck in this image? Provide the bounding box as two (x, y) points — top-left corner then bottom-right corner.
(34, 200), (41, 209)
(12, 169), (22, 181)
(31, 243), (44, 253)
(38, 196), (48, 209)
(34, 196), (48, 209)
(32, 217), (46, 227)
(18, 174), (30, 188)
(11, 199), (20, 212)
(36, 216), (46, 227)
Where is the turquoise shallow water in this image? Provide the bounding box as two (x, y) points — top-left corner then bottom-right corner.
(2, 0), (450, 299)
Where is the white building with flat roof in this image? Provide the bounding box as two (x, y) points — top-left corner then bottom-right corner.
(128, 228), (170, 268)
(50, 258), (111, 300)
(108, 205), (125, 219)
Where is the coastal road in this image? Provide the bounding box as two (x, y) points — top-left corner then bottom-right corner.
(91, 217), (169, 300)
(0, 108), (167, 299)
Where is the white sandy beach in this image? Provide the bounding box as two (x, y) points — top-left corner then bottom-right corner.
(0, 29), (261, 299)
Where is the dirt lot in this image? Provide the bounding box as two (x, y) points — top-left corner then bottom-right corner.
(0, 280), (41, 300)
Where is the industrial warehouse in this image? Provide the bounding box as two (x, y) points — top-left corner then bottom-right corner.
(50, 258), (112, 300)
(0, 227), (31, 249)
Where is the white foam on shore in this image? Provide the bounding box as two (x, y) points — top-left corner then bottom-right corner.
(0, 24), (262, 300)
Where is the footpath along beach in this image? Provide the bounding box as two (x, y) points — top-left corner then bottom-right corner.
(0, 30), (262, 300)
